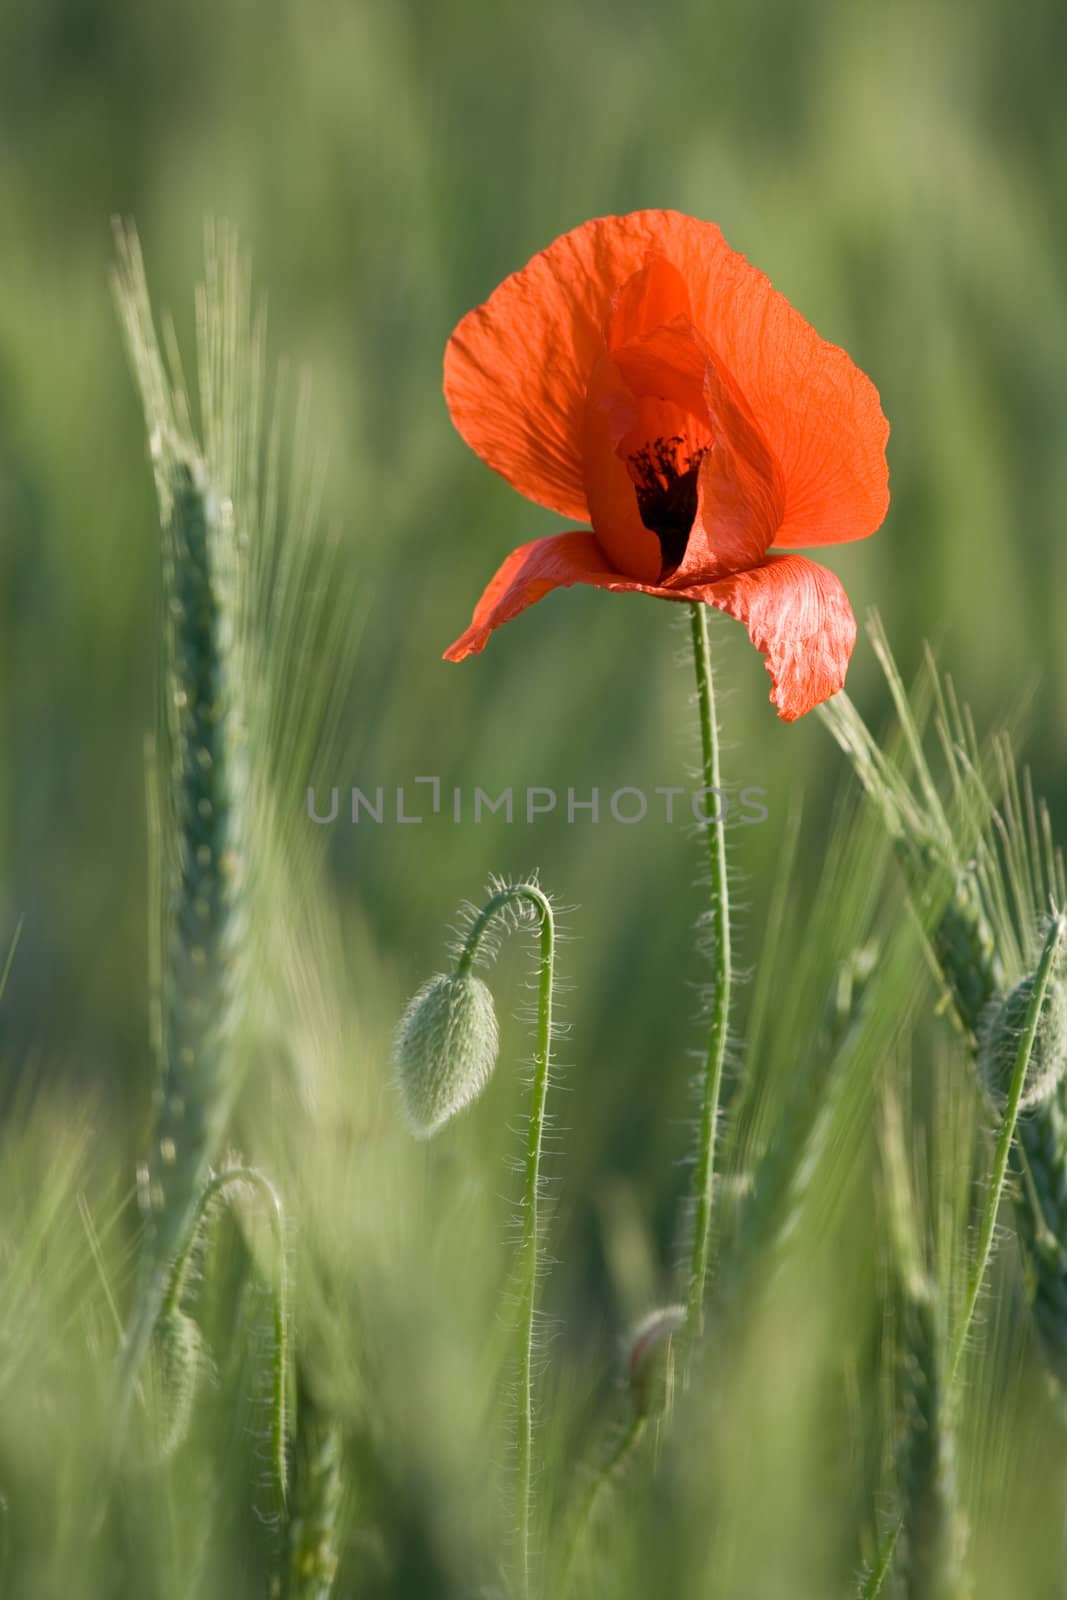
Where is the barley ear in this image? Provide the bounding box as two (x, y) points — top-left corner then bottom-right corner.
(1012, 1083), (1067, 1392)
(117, 450), (251, 1413)
(112, 228), (254, 1414)
(151, 454), (249, 1254)
(882, 1093), (966, 1600)
(897, 1282), (965, 1600)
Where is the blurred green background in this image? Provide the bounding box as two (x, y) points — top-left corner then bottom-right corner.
(1, 0), (1065, 1239)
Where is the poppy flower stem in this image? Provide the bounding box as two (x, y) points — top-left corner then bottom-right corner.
(458, 881), (556, 1598)
(685, 601), (733, 1340)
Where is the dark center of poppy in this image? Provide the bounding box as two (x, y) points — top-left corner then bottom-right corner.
(627, 435), (706, 577)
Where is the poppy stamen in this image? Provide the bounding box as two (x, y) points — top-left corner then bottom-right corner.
(627, 435), (707, 577)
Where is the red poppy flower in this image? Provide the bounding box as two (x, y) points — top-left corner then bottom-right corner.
(442, 211), (889, 720)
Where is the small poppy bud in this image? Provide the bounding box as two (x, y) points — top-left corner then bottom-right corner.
(393, 972), (499, 1139)
(978, 965), (1067, 1111)
(626, 1304), (686, 1419)
(153, 1308), (204, 1459)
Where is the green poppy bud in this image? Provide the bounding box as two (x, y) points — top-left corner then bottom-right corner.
(393, 972), (499, 1138)
(627, 1304), (686, 1419)
(979, 965), (1067, 1111)
(153, 1308), (204, 1459)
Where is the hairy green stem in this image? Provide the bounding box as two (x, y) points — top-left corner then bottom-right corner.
(686, 602), (733, 1337)
(459, 882), (555, 1597)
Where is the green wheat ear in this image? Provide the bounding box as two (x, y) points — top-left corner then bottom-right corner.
(108, 227), (256, 1399)
(822, 619), (1067, 1399)
(881, 1091), (966, 1600)
(896, 1282), (963, 1600)
(1013, 1090), (1067, 1391)
(150, 453), (250, 1254)
(111, 222), (299, 1416)
(113, 435), (251, 1404)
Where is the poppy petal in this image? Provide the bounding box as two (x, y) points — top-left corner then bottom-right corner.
(698, 554), (856, 721)
(445, 212), (887, 547)
(444, 532), (620, 661)
(609, 255), (693, 347)
(580, 354), (665, 583)
(608, 316), (784, 582)
(445, 534), (856, 722)
(610, 318), (710, 419)
(634, 211), (890, 547)
(443, 227), (647, 524)
(582, 323), (716, 584)
(443, 530), (700, 661)
(445, 237), (701, 525)
(667, 356), (784, 583)
(441, 219), (726, 523)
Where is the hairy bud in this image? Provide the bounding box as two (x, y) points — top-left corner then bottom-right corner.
(979, 965), (1067, 1111)
(153, 1308), (204, 1459)
(626, 1305), (686, 1419)
(393, 972), (499, 1138)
